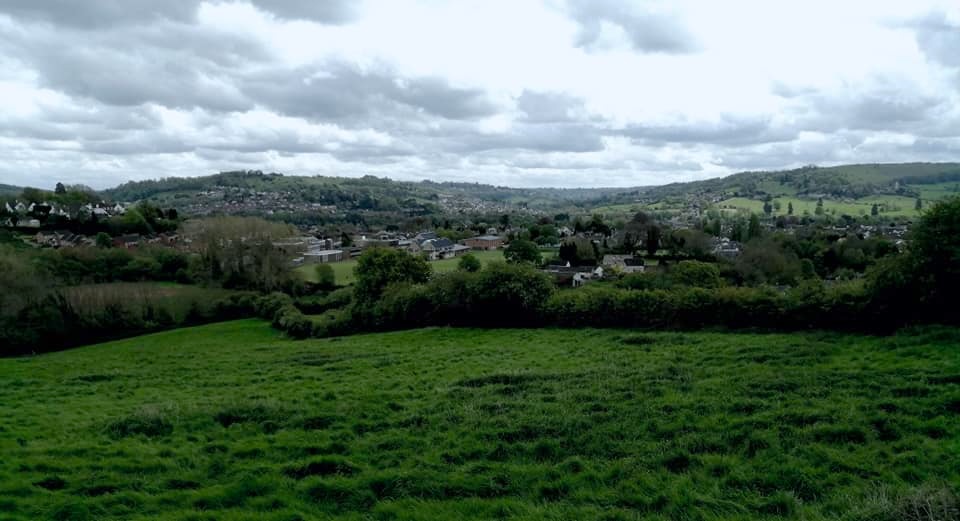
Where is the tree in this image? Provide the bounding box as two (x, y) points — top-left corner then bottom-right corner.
(95, 232), (113, 249)
(504, 239), (542, 265)
(54, 182), (66, 195)
(457, 253), (482, 272)
(499, 214), (510, 230)
(915, 198), (923, 211)
(788, 202), (794, 215)
(354, 247), (431, 305)
(558, 237), (597, 266)
(183, 216), (296, 292)
(763, 201), (773, 215)
(645, 225), (661, 256)
(747, 214), (762, 240)
(815, 198), (824, 216)
(314, 264), (336, 290)
(670, 260), (722, 288)
(909, 196), (960, 308)
(340, 232), (353, 248)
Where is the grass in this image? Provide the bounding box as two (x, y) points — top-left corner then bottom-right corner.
(715, 195), (926, 218)
(1, 320), (958, 520)
(296, 250), (504, 286)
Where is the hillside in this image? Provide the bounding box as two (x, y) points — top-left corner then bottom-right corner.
(588, 163), (960, 218)
(101, 171), (624, 215)
(0, 183), (23, 196)
(1, 320), (957, 520)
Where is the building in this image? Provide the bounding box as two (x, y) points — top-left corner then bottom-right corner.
(302, 249), (345, 264)
(602, 255), (645, 274)
(462, 235), (503, 250)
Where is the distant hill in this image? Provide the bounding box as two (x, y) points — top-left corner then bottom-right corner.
(0, 184), (23, 197)
(585, 162), (960, 217)
(102, 170), (627, 213)
(623, 163), (960, 200)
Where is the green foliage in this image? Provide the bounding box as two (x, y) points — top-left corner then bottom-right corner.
(457, 253), (482, 272)
(314, 263), (336, 290)
(353, 247), (432, 305)
(503, 239), (542, 265)
(670, 260), (723, 288)
(558, 237), (596, 266)
(2, 320), (958, 519)
(94, 232), (112, 249)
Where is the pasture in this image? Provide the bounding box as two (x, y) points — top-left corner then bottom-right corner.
(296, 249), (504, 286)
(1, 321), (958, 520)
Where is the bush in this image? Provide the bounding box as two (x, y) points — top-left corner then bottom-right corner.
(294, 287), (352, 314)
(314, 264), (336, 290)
(670, 261), (722, 288)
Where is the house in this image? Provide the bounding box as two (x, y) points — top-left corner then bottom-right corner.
(462, 235), (503, 250)
(420, 238), (469, 260)
(711, 238), (742, 258)
(113, 234), (141, 248)
(302, 249), (344, 264)
(602, 255), (645, 274)
(541, 264), (604, 287)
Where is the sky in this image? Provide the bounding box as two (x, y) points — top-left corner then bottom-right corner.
(0, 1), (958, 190)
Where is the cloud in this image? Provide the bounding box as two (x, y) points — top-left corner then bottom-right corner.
(0, 21), (267, 112)
(619, 114), (796, 147)
(565, 0), (698, 54)
(0, 1), (957, 189)
(0, 0), (356, 28)
(240, 62), (500, 123)
(517, 90), (591, 123)
(248, 0), (357, 23)
(907, 11), (960, 68)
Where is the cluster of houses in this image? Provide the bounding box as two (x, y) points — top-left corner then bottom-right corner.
(541, 254), (646, 287)
(287, 230), (505, 266)
(32, 231), (180, 249)
(2, 201), (128, 228)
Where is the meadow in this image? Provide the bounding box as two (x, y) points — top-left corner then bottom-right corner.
(1, 320), (958, 520)
(296, 250), (504, 286)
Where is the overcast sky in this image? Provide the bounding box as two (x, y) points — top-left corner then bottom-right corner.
(1, 1), (958, 189)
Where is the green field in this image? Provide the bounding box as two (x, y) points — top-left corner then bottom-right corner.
(296, 250), (504, 286)
(715, 195), (925, 218)
(2, 320), (958, 520)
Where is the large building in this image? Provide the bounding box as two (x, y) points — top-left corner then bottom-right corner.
(302, 249), (344, 264)
(462, 235), (503, 250)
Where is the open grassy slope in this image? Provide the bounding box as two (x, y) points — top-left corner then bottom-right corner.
(1, 321), (958, 520)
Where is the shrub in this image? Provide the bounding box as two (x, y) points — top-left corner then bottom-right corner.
(314, 264), (336, 290)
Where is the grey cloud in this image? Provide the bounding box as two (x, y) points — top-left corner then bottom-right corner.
(0, 0), (199, 28)
(440, 123), (605, 153)
(620, 114), (796, 146)
(0, 0), (356, 28)
(249, 0), (356, 23)
(241, 63), (499, 122)
(517, 90), (589, 123)
(566, 0), (698, 54)
(907, 12), (960, 68)
(785, 81), (953, 135)
(1, 21), (267, 111)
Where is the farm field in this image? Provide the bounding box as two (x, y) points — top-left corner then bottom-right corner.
(715, 195), (925, 218)
(1, 321), (958, 520)
(296, 249), (504, 286)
